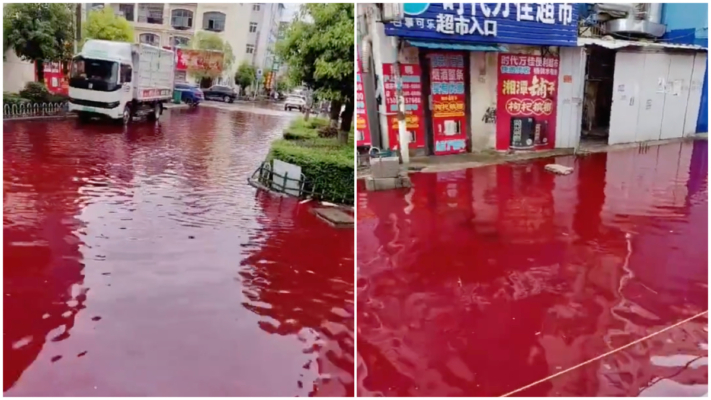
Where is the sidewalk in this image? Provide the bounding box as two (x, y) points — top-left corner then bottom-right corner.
(358, 134), (708, 178)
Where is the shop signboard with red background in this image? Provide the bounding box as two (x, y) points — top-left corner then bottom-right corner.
(496, 54), (559, 150)
(356, 53), (371, 147)
(428, 53), (467, 155)
(382, 63), (425, 150)
(35, 62), (68, 95)
(175, 49), (224, 74)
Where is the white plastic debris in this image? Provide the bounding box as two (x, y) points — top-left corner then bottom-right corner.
(544, 164), (574, 175)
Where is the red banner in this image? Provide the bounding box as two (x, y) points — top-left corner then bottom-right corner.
(176, 49), (224, 74)
(356, 53), (371, 147)
(428, 53), (467, 155)
(496, 54), (559, 150)
(382, 63), (425, 151)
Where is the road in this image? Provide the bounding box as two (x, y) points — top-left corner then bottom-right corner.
(356, 140), (708, 397)
(3, 106), (354, 396)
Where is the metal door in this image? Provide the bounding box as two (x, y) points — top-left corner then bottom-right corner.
(555, 46), (586, 149)
(635, 52), (670, 142)
(660, 53), (695, 140)
(682, 53), (707, 136)
(609, 51), (644, 145)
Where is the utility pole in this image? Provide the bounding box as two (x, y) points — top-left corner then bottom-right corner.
(75, 4), (82, 54)
(391, 37), (409, 164)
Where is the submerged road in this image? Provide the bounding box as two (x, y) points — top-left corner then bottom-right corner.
(3, 107), (354, 396)
(357, 140), (708, 397)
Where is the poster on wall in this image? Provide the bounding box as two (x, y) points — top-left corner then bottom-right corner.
(356, 54), (371, 147)
(428, 53), (467, 155)
(496, 54), (559, 150)
(382, 63), (425, 150)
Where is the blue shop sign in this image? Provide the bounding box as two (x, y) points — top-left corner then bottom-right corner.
(385, 3), (579, 47)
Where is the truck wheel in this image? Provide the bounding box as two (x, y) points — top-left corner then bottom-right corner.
(121, 105), (132, 125)
(223, 95), (231, 103)
(77, 112), (91, 123)
(148, 103), (161, 121)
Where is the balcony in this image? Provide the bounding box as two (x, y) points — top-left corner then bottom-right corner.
(112, 3), (135, 22)
(137, 3), (165, 25)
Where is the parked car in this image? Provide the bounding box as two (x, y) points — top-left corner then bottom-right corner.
(203, 85), (236, 103)
(284, 95), (307, 112)
(174, 83), (203, 106)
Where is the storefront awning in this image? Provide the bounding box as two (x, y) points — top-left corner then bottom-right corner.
(578, 37), (707, 51)
(407, 40), (508, 52)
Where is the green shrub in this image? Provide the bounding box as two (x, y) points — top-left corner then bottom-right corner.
(282, 117), (330, 140)
(19, 82), (51, 103)
(3, 92), (29, 106)
(269, 138), (353, 204)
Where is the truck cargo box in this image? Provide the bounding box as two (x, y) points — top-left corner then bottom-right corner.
(134, 44), (174, 101)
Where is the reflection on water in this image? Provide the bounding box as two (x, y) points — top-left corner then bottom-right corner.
(4, 107), (354, 396)
(357, 140), (708, 397)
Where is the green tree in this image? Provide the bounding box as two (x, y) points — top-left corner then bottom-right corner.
(277, 4), (354, 143)
(186, 31), (235, 86)
(234, 61), (256, 96)
(3, 3), (75, 83)
(83, 7), (134, 44)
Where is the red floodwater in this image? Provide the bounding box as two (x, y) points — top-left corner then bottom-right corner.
(3, 108), (354, 396)
(357, 140), (708, 397)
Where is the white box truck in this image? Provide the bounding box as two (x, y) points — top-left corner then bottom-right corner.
(68, 40), (174, 125)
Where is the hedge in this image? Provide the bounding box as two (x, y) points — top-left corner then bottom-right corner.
(268, 117), (354, 204)
(4, 82), (69, 105)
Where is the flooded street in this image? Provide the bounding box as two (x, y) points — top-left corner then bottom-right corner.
(357, 140), (708, 397)
(4, 107), (354, 396)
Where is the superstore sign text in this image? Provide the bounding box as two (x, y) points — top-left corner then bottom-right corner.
(391, 3), (574, 37)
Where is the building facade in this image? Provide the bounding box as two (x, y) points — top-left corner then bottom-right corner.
(360, 3), (579, 157)
(86, 3), (282, 86)
(359, 3), (708, 157)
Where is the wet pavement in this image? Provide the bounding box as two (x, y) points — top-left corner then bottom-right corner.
(3, 107), (354, 396)
(357, 140), (708, 397)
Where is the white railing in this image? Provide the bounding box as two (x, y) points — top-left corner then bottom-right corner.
(3, 102), (68, 120)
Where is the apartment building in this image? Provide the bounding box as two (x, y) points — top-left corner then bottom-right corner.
(246, 3), (285, 77)
(86, 3), (282, 85)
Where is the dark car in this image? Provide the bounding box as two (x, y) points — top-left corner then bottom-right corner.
(174, 83), (203, 106)
(203, 85), (236, 103)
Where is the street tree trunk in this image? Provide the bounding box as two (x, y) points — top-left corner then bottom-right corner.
(36, 60), (45, 84)
(329, 99), (342, 128)
(75, 4), (82, 54)
(338, 100), (354, 145)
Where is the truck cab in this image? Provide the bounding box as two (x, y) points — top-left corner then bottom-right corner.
(68, 40), (174, 125)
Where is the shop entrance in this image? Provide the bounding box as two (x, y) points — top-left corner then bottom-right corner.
(580, 46), (616, 147)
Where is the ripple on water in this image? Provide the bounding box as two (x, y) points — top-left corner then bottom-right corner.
(3, 107), (354, 396)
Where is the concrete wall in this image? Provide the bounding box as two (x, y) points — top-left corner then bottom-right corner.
(3, 51), (35, 93)
(469, 52), (498, 151)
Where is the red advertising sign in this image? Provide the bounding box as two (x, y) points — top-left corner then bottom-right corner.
(356, 54), (371, 147)
(176, 49), (224, 74)
(496, 54), (559, 150)
(35, 62), (68, 95)
(428, 53), (467, 155)
(382, 63), (425, 151)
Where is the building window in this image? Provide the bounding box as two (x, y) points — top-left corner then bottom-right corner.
(246, 44), (255, 54)
(118, 4), (134, 21)
(137, 4), (164, 24)
(249, 22), (258, 33)
(202, 11), (226, 32)
(139, 33), (160, 46)
(253, 4), (260, 11)
(172, 36), (190, 47)
(171, 9), (193, 29)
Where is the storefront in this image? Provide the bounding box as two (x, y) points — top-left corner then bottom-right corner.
(380, 3), (579, 156)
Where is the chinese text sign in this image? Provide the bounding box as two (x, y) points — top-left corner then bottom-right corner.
(382, 63), (425, 150)
(356, 54), (372, 147)
(429, 53), (467, 155)
(385, 3), (578, 47)
(496, 53), (559, 150)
